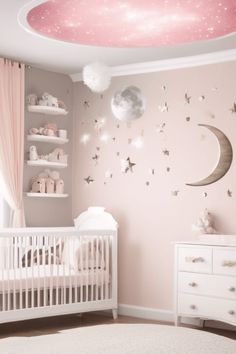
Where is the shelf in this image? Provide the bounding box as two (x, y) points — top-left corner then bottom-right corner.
(26, 193), (68, 198)
(27, 105), (68, 115)
(27, 135), (69, 145)
(27, 160), (67, 168)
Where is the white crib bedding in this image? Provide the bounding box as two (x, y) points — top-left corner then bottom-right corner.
(0, 265), (109, 292)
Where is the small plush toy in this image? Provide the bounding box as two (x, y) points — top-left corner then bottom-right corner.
(58, 100), (67, 111)
(29, 145), (38, 161)
(192, 208), (217, 234)
(55, 179), (64, 194)
(31, 176), (46, 193)
(46, 177), (55, 194)
(29, 127), (39, 135)
(26, 94), (38, 106)
(39, 92), (58, 107)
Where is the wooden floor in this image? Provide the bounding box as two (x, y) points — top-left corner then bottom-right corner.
(0, 312), (235, 340)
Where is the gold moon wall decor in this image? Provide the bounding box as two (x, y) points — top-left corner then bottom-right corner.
(186, 124), (233, 186)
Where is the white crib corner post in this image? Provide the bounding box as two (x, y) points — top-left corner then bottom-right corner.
(111, 230), (118, 319)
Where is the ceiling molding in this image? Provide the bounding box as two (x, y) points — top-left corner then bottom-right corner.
(70, 48), (236, 82)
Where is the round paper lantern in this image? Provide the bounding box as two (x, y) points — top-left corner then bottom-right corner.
(82, 62), (111, 93)
(111, 86), (146, 121)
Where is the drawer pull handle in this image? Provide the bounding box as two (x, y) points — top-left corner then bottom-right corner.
(190, 304), (197, 310)
(228, 310), (235, 315)
(185, 256), (205, 263)
(189, 282), (197, 287)
(222, 260), (236, 267)
(229, 286), (236, 292)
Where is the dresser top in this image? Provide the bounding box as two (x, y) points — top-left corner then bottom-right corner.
(176, 234), (236, 247)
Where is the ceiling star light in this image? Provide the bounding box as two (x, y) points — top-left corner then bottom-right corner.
(23, 0), (236, 47)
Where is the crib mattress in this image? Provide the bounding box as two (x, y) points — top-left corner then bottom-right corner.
(0, 265), (109, 292)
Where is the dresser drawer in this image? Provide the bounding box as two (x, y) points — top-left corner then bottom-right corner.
(178, 294), (236, 325)
(178, 247), (212, 273)
(178, 272), (236, 300)
(213, 248), (236, 276)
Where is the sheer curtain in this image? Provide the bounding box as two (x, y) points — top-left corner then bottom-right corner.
(0, 58), (25, 227)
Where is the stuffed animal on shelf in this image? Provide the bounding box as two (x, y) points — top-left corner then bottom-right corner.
(38, 92), (58, 107)
(192, 208), (217, 234)
(29, 122), (58, 137)
(55, 179), (64, 194)
(29, 145), (38, 161)
(26, 93), (38, 106)
(45, 177), (55, 194)
(31, 176), (46, 193)
(48, 148), (68, 163)
(57, 99), (67, 111)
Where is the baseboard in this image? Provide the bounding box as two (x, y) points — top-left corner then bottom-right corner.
(118, 304), (174, 323)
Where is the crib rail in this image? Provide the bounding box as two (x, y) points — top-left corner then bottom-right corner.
(0, 227), (117, 323)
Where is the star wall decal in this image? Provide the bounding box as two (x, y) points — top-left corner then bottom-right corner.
(171, 190), (179, 196)
(158, 102), (169, 112)
(84, 176), (94, 184)
(112, 137), (116, 142)
(161, 85), (166, 91)
(105, 170), (113, 179)
(166, 167), (170, 172)
(184, 93), (191, 104)
(120, 157), (136, 173)
(203, 192), (208, 198)
(186, 117), (190, 122)
(230, 103), (236, 113)
(198, 95), (205, 101)
(146, 181), (150, 186)
(163, 149), (170, 156)
(156, 123), (166, 133)
(148, 168), (155, 175)
(92, 154), (99, 164)
(83, 100), (90, 109)
(227, 189), (232, 197)
(94, 118), (106, 131)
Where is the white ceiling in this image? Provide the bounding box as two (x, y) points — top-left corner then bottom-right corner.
(1, 0), (236, 75)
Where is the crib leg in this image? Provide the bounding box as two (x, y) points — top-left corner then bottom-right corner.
(112, 308), (118, 320)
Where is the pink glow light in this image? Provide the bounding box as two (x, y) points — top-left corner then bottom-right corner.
(27, 0), (236, 47)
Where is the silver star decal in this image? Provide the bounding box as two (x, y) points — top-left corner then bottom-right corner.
(227, 190), (232, 197)
(158, 102), (169, 112)
(163, 149), (170, 156)
(84, 176), (94, 184)
(230, 103), (236, 113)
(184, 93), (191, 104)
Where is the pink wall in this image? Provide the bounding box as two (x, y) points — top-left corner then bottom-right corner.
(73, 61), (236, 310)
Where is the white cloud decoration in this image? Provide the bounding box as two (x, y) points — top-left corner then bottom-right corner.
(82, 62), (111, 93)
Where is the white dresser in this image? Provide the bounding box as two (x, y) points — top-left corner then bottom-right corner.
(175, 240), (236, 327)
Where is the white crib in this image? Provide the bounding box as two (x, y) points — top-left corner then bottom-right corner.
(0, 226), (118, 324)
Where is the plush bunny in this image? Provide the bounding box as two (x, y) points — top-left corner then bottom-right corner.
(192, 208), (216, 234)
(26, 94), (38, 106)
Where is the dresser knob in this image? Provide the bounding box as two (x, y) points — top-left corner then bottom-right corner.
(229, 286), (236, 292)
(190, 304), (196, 310)
(189, 282), (197, 287)
(228, 310), (235, 315)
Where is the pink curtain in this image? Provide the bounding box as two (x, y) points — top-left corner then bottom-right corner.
(0, 58), (25, 227)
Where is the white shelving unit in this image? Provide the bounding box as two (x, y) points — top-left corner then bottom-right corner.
(27, 160), (67, 169)
(27, 134), (69, 144)
(27, 105), (68, 115)
(26, 193), (68, 198)
(26, 98), (69, 197)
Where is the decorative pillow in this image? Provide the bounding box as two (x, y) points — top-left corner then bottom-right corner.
(22, 243), (61, 267)
(62, 238), (105, 271)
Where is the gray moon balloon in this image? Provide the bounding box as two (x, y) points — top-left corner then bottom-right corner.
(186, 124), (233, 186)
(111, 86), (146, 121)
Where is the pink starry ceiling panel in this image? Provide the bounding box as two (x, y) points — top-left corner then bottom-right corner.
(27, 0), (236, 47)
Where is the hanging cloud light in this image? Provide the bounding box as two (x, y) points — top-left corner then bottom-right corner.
(82, 62), (111, 93)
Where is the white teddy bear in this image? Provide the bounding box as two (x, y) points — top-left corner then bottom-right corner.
(38, 92), (58, 107)
(192, 208), (216, 234)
